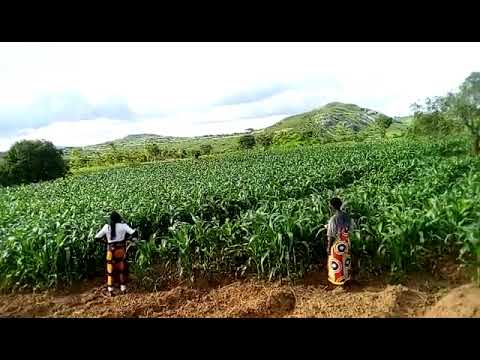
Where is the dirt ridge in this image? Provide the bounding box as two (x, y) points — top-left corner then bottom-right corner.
(1, 268), (477, 318)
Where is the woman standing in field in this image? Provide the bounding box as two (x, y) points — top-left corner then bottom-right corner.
(325, 198), (354, 286)
(95, 211), (137, 296)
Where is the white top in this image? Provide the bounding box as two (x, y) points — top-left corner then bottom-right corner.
(95, 223), (135, 243)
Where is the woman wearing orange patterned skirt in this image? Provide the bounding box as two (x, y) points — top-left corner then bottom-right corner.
(95, 211), (137, 296)
(326, 198), (354, 286)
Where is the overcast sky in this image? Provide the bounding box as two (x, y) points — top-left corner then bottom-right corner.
(0, 42), (479, 151)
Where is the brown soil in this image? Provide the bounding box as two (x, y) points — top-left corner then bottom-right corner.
(0, 265), (477, 318)
(424, 284), (480, 318)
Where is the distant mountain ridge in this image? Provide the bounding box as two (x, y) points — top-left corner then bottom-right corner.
(121, 134), (180, 142)
(74, 102), (408, 151)
(76, 132), (248, 152)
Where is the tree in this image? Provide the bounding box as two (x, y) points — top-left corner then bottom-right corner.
(0, 160), (11, 186)
(200, 144), (213, 156)
(238, 134), (256, 149)
(145, 142), (161, 161)
(256, 133), (273, 149)
(124, 149), (139, 165)
(177, 148), (188, 159)
(410, 72), (480, 154)
(409, 96), (462, 137)
(447, 72), (480, 155)
(92, 151), (103, 167)
(69, 149), (88, 169)
(245, 128), (254, 134)
(374, 115), (393, 138)
(1, 140), (68, 186)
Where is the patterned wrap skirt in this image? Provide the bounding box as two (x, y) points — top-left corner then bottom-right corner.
(106, 241), (128, 286)
(327, 229), (352, 285)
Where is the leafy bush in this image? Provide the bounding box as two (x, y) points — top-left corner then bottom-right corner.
(200, 144), (213, 155)
(238, 134), (256, 149)
(0, 140), (68, 187)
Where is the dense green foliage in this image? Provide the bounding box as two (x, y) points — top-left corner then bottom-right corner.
(374, 114), (393, 137)
(0, 140), (68, 187)
(256, 133), (274, 149)
(65, 134), (247, 171)
(410, 96), (464, 137)
(1, 137), (479, 290)
(200, 144), (213, 156)
(238, 134), (256, 149)
(411, 72), (480, 155)
(446, 72), (480, 155)
(64, 102), (410, 172)
(63, 102), (402, 172)
(66, 123), (392, 172)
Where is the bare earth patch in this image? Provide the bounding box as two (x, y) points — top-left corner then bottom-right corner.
(0, 268), (476, 318)
(424, 284), (480, 318)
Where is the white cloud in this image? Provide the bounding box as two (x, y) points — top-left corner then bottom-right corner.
(0, 114), (286, 150)
(0, 42), (480, 150)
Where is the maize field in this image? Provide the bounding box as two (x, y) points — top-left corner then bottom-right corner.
(1, 137), (479, 290)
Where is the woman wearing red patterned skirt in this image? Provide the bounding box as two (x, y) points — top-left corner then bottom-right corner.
(325, 198), (355, 286)
(95, 211), (137, 296)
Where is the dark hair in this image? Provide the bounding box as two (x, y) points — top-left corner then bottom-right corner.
(329, 197), (342, 211)
(109, 211), (122, 240)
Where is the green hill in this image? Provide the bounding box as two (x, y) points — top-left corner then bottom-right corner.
(80, 134), (184, 152)
(71, 103), (412, 155)
(267, 102), (389, 132)
(72, 132), (247, 156)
